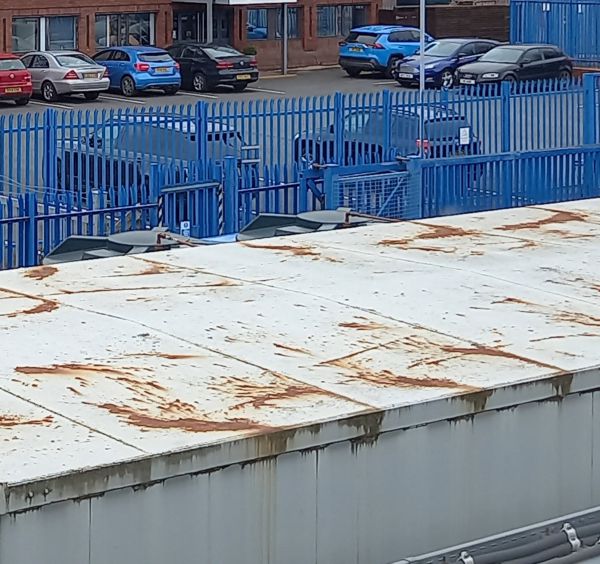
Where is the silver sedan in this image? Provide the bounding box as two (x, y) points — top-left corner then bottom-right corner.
(21, 51), (110, 102)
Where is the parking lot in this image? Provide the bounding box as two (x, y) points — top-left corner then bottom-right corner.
(0, 67), (401, 114)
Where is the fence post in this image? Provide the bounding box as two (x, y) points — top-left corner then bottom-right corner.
(323, 164), (339, 210)
(583, 73), (598, 146)
(24, 192), (38, 267)
(382, 90), (392, 160)
(43, 109), (58, 191)
(500, 81), (512, 153)
(333, 92), (345, 166)
(195, 101), (209, 179)
(149, 163), (161, 228)
(223, 156), (239, 234)
(405, 157), (423, 220)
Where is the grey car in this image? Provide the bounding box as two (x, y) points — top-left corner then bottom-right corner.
(21, 51), (110, 102)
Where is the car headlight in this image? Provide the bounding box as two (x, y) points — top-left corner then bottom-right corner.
(424, 63), (437, 69)
(481, 72), (499, 79)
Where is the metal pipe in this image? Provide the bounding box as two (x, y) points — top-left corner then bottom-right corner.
(282, 2), (289, 75)
(418, 0), (425, 93)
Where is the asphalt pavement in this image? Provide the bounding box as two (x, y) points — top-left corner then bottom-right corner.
(0, 68), (402, 115)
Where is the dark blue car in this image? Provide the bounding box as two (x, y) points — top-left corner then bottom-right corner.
(394, 38), (498, 89)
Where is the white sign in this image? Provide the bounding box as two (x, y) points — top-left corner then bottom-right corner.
(180, 221), (191, 238)
(459, 127), (471, 146)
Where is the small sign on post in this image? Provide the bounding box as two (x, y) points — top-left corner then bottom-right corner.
(459, 127), (471, 146)
(180, 220), (191, 238)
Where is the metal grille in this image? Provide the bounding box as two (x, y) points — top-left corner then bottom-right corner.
(332, 171), (420, 220)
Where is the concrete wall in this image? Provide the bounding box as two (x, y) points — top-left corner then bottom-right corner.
(2, 386), (599, 564)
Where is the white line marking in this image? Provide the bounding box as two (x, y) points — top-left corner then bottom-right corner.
(373, 81), (398, 86)
(246, 87), (286, 95)
(100, 94), (146, 104)
(29, 100), (73, 110)
(181, 91), (219, 99)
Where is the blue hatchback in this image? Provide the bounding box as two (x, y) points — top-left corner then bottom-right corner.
(394, 38), (499, 89)
(339, 25), (434, 77)
(92, 46), (181, 97)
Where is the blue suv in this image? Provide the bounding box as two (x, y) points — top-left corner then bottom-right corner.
(93, 46), (181, 97)
(339, 25), (434, 77)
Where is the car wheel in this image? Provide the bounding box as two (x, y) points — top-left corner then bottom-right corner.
(42, 81), (58, 102)
(14, 98), (29, 106)
(233, 83), (248, 92)
(163, 86), (179, 95)
(120, 76), (136, 97)
(84, 92), (100, 101)
(440, 69), (455, 89)
(386, 56), (402, 79)
(192, 72), (208, 92)
(345, 68), (361, 78)
(559, 69), (572, 83)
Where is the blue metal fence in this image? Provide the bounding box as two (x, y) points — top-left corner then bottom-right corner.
(511, 0), (600, 67)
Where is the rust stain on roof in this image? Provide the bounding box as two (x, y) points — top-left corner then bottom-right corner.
(273, 343), (311, 355)
(15, 363), (129, 377)
(554, 311), (600, 327)
(241, 242), (320, 258)
(496, 210), (587, 232)
(493, 297), (535, 306)
(24, 266), (58, 281)
(339, 321), (388, 331)
(95, 403), (272, 433)
(67, 386), (83, 396)
(508, 240), (538, 251)
(379, 224), (479, 248)
(126, 352), (202, 360)
(3, 299), (59, 318)
(0, 414), (53, 428)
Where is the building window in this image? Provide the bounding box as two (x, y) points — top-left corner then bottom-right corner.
(46, 16), (77, 50)
(95, 13), (155, 48)
(247, 8), (269, 40)
(317, 5), (367, 37)
(276, 7), (301, 39)
(13, 16), (77, 52)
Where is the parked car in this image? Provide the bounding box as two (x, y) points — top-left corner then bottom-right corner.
(456, 44), (572, 86)
(92, 46), (181, 97)
(0, 54), (32, 106)
(294, 105), (480, 166)
(166, 42), (258, 92)
(56, 115), (258, 195)
(338, 25), (434, 77)
(394, 38), (499, 88)
(20, 51), (109, 102)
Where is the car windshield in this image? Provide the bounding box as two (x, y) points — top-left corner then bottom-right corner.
(478, 47), (523, 64)
(56, 54), (96, 68)
(0, 59), (25, 71)
(344, 32), (380, 45)
(423, 41), (463, 57)
(204, 46), (242, 58)
(138, 52), (172, 63)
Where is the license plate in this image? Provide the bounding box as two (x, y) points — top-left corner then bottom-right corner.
(156, 67), (169, 73)
(237, 74), (251, 81)
(460, 78), (476, 85)
(5, 87), (21, 93)
(84, 73), (98, 79)
(350, 47), (362, 52)
(398, 73), (414, 79)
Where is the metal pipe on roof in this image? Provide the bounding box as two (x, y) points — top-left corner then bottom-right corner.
(543, 543), (600, 564)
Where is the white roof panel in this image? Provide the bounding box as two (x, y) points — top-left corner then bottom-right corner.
(2, 200), (600, 487)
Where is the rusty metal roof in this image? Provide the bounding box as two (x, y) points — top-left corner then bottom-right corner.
(2, 199), (600, 494)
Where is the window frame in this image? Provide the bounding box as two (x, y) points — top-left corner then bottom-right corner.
(95, 13), (156, 48)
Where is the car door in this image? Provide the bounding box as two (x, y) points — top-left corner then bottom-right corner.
(27, 54), (50, 93)
(93, 50), (114, 83)
(177, 46), (195, 84)
(517, 48), (546, 81)
(387, 30), (419, 58)
(111, 50), (131, 85)
(455, 43), (479, 69)
(541, 47), (562, 79)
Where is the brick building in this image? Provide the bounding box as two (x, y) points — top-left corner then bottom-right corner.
(0, 0), (379, 70)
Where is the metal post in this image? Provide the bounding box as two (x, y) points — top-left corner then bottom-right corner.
(205, 2), (213, 43)
(418, 0), (426, 157)
(282, 2), (289, 75)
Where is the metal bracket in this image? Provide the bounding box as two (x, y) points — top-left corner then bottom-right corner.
(562, 523), (581, 551)
(459, 551), (474, 564)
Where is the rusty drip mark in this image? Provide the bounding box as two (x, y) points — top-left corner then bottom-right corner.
(15, 363), (129, 376)
(4, 299), (59, 317)
(0, 414), (53, 428)
(554, 311), (600, 327)
(379, 224), (479, 248)
(95, 403), (271, 433)
(492, 297), (535, 306)
(273, 343), (311, 355)
(497, 210), (588, 232)
(408, 246), (457, 254)
(339, 321), (388, 331)
(115, 375), (168, 393)
(241, 242), (320, 258)
(67, 386), (83, 396)
(160, 399), (197, 415)
(439, 345), (563, 372)
(126, 352), (201, 360)
(508, 240), (538, 251)
(24, 266), (58, 281)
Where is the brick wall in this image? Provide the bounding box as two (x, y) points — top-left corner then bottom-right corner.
(379, 5), (509, 41)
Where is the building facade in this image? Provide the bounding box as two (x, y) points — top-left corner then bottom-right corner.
(0, 0), (378, 69)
